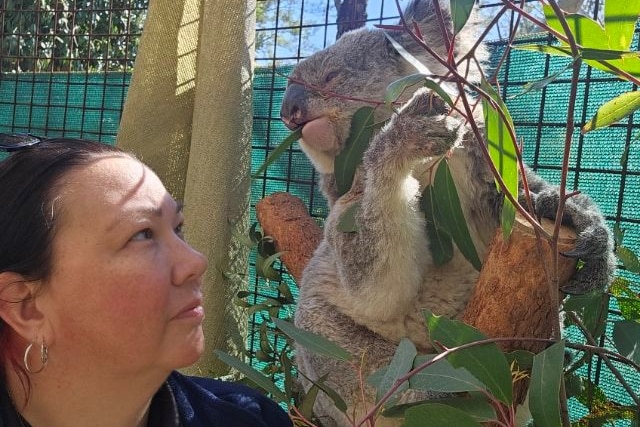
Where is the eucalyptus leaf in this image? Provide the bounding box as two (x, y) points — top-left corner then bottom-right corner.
(229, 221), (257, 248)
(251, 129), (302, 179)
(385, 73), (427, 107)
(281, 352), (294, 401)
(298, 379), (321, 420)
(612, 320), (640, 364)
(256, 251), (284, 281)
(610, 277), (640, 321)
(481, 78), (518, 239)
(376, 338), (417, 404)
(425, 311), (513, 405)
(505, 350), (535, 372)
(259, 323), (273, 354)
(450, 0), (475, 35)
(384, 393), (495, 422)
(420, 185), (454, 266)
(515, 44), (640, 60)
(515, 44), (640, 79)
(617, 245), (640, 273)
(384, 74), (455, 109)
(336, 202), (361, 233)
(509, 59), (575, 99)
(278, 282), (295, 304)
(603, 1), (640, 50)
(249, 222), (262, 245)
(583, 91), (640, 133)
(310, 375), (349, 412)
(272, 318), (353, 361)
(613, 222), (625, 247)
(335, 107), (375, 196)
(432, 161), (482, 270)
(403, 403), (483, 427)
(423, 79), (455, 108)
(562, 290), (609, 339)
(213, 350), (288, 403)
(409, 355), (486, 393)
(543, 6), (610, 49)
(529, 340), (565, 427)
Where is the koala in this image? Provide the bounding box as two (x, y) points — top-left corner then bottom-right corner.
(278, 0), (616, 425)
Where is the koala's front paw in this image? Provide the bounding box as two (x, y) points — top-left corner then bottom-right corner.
(530, 190), (615, 294)
(365, 88), (461, 169)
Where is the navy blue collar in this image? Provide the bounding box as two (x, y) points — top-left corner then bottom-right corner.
(0, 379), (181, 427)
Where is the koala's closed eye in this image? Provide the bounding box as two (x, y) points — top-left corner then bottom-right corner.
(324, 71), (339, 83)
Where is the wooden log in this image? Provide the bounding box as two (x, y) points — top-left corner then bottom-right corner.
(255, 192), (323, 284)
(462, 214), (577, 354)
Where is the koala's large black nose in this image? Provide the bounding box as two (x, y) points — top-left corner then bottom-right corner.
(280, 83), (308, 131)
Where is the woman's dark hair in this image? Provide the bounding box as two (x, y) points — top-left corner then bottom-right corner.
(0, 138), (127, 389)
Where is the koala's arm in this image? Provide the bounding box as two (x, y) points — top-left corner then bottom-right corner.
(323, 90), (463, 320)
(522, 168), (616, 293)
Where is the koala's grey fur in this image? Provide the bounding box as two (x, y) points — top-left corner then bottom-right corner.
(279, 1), (616, 425)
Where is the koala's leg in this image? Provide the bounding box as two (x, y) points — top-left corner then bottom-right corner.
(324, 89), (463, 322)
(523, 167), (616, 293)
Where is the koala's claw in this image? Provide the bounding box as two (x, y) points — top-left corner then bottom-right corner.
(560, 257), (613, 294)
(561, 225), (611, 259)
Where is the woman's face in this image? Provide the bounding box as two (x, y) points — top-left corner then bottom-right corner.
(35, 155), (208, 378)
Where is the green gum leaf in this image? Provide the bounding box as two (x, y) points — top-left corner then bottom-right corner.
(612, 320), (640, 364)
(213, 350), (288, 403)
(376, 338), (417, 405)
(604, 1), (640, 50)
(617, 245), (640, 273)
(408, 355), (486, 394)
(529, 340), (565, 427)
(334, 107), (375, 196)
(432, 160), (482, 270)
(385, 73), (427, 108)
(450, 0), (475, 35)
(423, 79), (455, 107)
(509, 59), (575, 99)
(610, 277), (640, 321)
(403, 403), (482, 427)
(251, 129), (301, 179)
(425, 311), (513, 405)
(481, 78), (518, 239)
(583, 91), (640, 133)
(543, 6), (609, 49)
(272, 318), (353, 362)
(420, 185), (454, 266)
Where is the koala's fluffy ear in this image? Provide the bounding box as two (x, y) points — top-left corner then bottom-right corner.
(394, 0), (486, 82)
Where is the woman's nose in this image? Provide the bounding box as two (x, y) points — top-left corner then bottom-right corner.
(171, 238), (208, 286)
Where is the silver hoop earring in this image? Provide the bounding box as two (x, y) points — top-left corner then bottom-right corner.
(23, 341), (48, 374)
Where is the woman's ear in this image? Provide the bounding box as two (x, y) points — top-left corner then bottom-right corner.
(0, 272), (46, 341)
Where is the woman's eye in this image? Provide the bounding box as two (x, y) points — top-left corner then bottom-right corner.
(131, 228), (154, 241)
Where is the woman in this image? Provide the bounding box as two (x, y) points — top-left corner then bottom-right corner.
(0, 135), (292, 427)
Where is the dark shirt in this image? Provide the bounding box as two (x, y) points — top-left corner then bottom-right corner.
(0, 371), (292, 427)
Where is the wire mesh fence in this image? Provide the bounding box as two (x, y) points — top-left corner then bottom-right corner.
(0, 0), (146, 142)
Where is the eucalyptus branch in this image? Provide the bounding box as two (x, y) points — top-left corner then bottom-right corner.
(392, 4), (553, 240)
(544, 0), (582, 334)
(566, 311), (640, 406)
